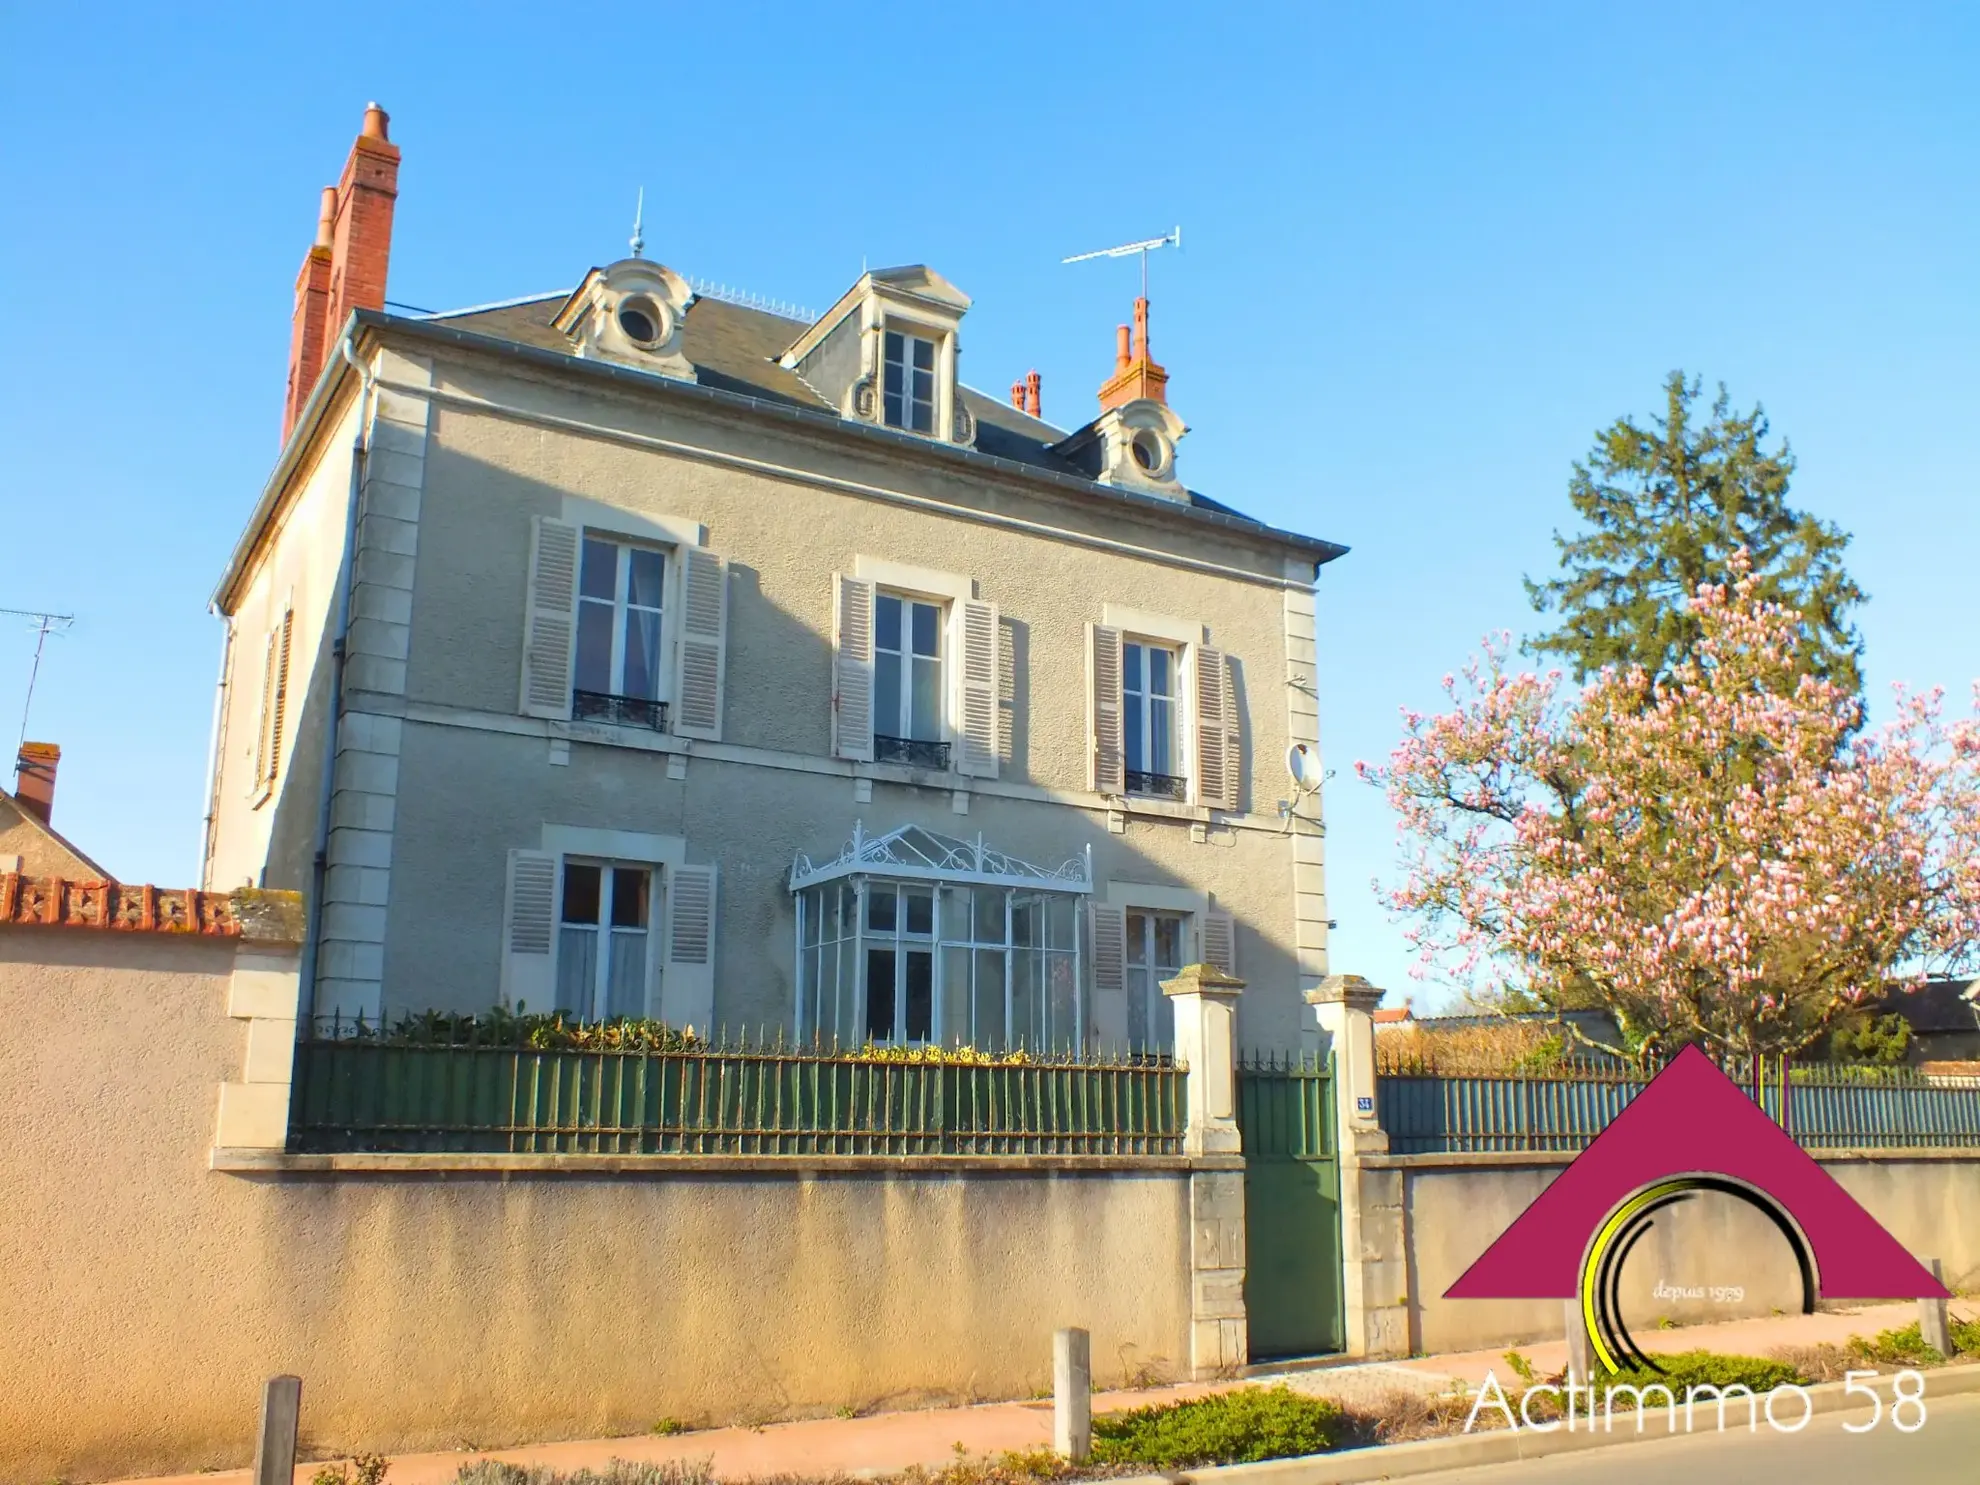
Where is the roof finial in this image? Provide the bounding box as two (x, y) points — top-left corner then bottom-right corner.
(630, 187), (646, 259)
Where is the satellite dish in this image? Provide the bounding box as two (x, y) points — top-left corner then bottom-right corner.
(1285, 742), (1323, 793)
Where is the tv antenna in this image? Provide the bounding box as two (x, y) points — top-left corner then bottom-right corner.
(3, 607), (73, 754)
(1062, 226), (1182, 299)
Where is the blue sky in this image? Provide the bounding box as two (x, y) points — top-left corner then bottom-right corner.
(1, 3), (1974, 1008)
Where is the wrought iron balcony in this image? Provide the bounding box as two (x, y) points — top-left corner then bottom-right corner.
(875, 735), (952, 770)
(573, 690), (669, 731)
(1125, 769), (1187, 801)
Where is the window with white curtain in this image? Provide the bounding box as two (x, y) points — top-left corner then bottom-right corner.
(556, 860), (653, 1020)
(1124, 908), (1187, 1052)
(574, 535), (668, 720)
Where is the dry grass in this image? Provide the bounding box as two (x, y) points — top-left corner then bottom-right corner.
(1333, 1386), (1484, 1445)
(1375, 1021), (1569, 1076)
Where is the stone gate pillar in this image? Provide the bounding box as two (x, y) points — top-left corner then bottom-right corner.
(1165, 962), (1248, 1377)
(1307, 973), (1407, 1358)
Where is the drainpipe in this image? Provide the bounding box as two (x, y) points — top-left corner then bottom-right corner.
(297, 328), (376, 1029)
(198, 619), (234, 890)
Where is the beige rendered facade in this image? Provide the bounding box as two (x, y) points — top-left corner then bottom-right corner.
(206, 229), (1346, 1054)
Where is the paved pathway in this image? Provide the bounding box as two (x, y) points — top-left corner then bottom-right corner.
(114, 1300), (1974, 1485)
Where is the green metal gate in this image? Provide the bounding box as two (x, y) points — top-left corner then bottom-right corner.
(1237, 1052), (1345, 1360)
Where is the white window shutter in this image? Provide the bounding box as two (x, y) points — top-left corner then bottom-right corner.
(521, 516), (579, 720)
(501, 849), (559, 1012)
(252, 629), (278, 792)
(1087, 902), (1128, 1047)
(1201, 908), (1237, 976)
(832, 574), (876, 762)
(1087, 623), (1124, 794)
(957, 597), (999, 779)
(672, 547), (728, 740)
(1220, 652), (1243, 813)
(1193, 644), (1229, 809)
(662, 863), (718, 1035)
(268, 609), (293, 783)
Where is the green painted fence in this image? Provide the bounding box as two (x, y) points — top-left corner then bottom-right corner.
(290, 1029), (1186, 1156)
(1378, 1060), (1980, 1154)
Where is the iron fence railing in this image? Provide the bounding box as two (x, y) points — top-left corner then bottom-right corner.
(572, 690), (668, 731)
(1378, 1057), (1980, 1154)
(1125, 769), (1187, 801)
(874, 735), (951, 770)
(290, 1019), (1186, 1156)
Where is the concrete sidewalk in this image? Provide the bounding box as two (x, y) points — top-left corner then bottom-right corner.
(118, 1300), (1976, 1485)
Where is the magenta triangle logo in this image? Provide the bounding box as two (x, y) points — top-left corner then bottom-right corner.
(1446, 1046), (1947, 1373)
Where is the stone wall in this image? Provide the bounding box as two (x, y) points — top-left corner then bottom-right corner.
(0, 918), (1213, 1485)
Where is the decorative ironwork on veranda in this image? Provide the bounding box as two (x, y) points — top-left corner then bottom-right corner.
(1376, 1050), (1980, 1154)
(789, 822), (1092, 893)
(290, 1013), (1183, 1156)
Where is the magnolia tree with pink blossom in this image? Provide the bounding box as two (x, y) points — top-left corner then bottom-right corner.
(1360, 564), (1980, 1060)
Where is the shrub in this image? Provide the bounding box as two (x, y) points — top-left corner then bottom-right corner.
(1595, 1350), (1803, 1404)
(313, 1456), (389, 1485)
(1847, 1318), (1980, 1365)
(1091, 1385), (1342, 1467)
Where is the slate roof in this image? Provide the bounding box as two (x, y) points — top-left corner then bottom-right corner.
(426, 292), (1277, 530)
(1872, 979), (1980, 1037)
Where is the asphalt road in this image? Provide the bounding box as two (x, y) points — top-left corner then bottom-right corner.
(1406, 1391), (1980, 1484)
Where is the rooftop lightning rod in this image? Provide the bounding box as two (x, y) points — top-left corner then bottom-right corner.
(1062, 226), (1182, 298)
(2, 607), (74, 754)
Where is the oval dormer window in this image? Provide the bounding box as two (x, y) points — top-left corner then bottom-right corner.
(617, 296), (664, 347)
(1131, 429), (1165, 473)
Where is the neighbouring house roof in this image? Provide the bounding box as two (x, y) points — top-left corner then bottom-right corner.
(0, 789), (112, 880)
(1871, 979), (1980, 1037)
(0, 873), (305, 941)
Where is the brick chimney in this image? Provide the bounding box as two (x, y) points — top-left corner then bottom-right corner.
(1097, 296), (1169, 411)
(1024, 370), (1041, 419)
(282, 103), (401, 442)
(282, 188), (337, 440)
(12, 742), (58, 826)
(1010, 379), (1025, 410)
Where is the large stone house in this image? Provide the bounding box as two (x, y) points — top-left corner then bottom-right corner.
(203, 104), (1346, 1052)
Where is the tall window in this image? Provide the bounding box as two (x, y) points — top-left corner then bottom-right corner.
(1125, 909), (1187, 1051)
(864, 883), (936, 1042)
(882, 330), (936, 433)
(873, 592), (945, 765)
(557, 861), (652, 1020)
(1123, 641), (1181, 797)
(575, 536), (668, 726)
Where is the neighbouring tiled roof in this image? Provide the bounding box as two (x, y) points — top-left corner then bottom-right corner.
(427, 293), (1256, 520)
(0, 874), (305, 942)
(1873, 979), (1980, 1037)
(0, 788), (113, 880)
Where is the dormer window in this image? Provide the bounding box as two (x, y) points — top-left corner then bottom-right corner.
(616, 296), (665, 348)
(553, 258), (696, 382)
(779, 265), (975, 447)
(883, 331), (938, 433)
